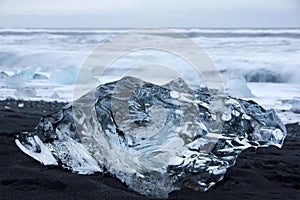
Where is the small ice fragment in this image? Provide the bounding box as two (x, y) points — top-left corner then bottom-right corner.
(18, 103), (24, 108)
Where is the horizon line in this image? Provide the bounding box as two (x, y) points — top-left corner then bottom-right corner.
(0, 26), (300, 29)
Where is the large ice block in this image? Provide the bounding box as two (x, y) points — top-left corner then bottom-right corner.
(16, 76), (286, 198)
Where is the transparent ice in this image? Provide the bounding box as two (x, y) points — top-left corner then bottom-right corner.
(16, 76), (287, 198)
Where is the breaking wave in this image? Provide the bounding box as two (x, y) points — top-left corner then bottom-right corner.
(243, 69), (291, 83)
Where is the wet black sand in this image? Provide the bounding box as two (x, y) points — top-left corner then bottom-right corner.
(0, 99), (299, 200)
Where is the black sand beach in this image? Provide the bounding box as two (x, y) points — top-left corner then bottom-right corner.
(0, 99), (299, 200)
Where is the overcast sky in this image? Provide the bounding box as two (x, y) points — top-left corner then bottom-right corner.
(0, 0), (299, 28)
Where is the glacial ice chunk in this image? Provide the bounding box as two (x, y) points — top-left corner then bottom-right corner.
(49, 67), (78, 85)
(225, 76), (254, 98)
(16, 76), (286, 198)
(282, 99), (300, 114)
(14, 87), (37, 98)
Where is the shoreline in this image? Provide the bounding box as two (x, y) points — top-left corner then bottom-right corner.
(0, 99), (299, 199)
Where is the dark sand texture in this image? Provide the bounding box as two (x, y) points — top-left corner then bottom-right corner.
(0, 99), (299, 200)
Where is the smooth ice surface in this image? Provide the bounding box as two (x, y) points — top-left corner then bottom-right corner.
(16, 77), (287, 198)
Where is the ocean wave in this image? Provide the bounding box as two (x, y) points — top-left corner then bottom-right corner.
(244, 69), (287, 83)
(242, 69), (300, 84)
(0, 28), (125, 35)
(1, 28), (300, 39)
(187, 32), (300, 39)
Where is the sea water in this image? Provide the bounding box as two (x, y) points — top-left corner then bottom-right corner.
(0, 28), (299, 124)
